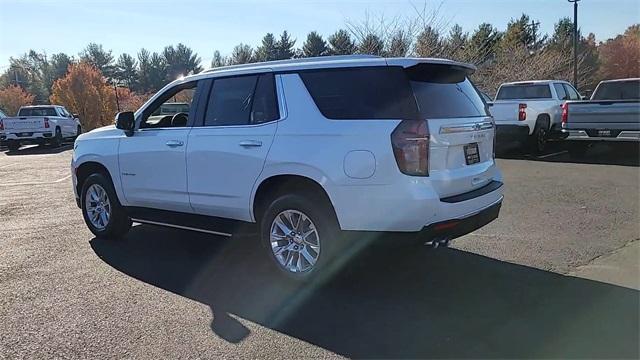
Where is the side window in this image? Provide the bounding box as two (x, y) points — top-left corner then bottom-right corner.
(251, 74), (280, 124)
(203, 73), (279, 126)
(563, 84), (580, 100)
(141, 81), (197, 129)
(554, 83), (567, 100)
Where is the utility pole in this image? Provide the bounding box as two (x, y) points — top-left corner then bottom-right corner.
(568, 0), (580, 89)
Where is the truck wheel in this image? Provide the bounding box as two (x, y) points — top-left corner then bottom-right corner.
(51, 127), (63, 147)
(81, 173), (131, 239)
(7, 141), (20, 151)
(260, 192), (340, 281)
(529, 119), (548, 155)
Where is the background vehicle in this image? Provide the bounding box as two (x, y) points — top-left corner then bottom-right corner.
(72, 56), (503, 280)
(562, 78), (640, 156)
(490, 80), (581, 153)
(1, 105), (81, 151)
(0, 108), (7, 147)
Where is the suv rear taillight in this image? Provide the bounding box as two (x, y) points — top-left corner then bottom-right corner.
(44, 117), (50, 128)
(391, 120), (429, 176)
(0, 119), (3, 131)
(518, 103), (527, 121)
(561, 103), (568, 127)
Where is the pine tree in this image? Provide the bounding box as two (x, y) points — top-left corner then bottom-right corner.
(276, 31), (296, 60)
(302, 31), (328, 57)
(327, 29), (356, 55)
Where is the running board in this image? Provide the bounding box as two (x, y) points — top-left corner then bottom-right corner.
(130, 218), (232, 237)
(125, 206), (248, 237)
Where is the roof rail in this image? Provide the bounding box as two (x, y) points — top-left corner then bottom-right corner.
(203, 54), (381, 73)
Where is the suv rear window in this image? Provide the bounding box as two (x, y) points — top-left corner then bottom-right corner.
(407, 63), (487, 118)
(496, 84), (552, 100)
(299, 67), (419, 120)
(592, 80), (640, 100)
(18, 107), (58, 117)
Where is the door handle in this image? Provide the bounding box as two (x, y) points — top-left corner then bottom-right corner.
(239, 140), (262, 147)
(166, 140), (184, 147)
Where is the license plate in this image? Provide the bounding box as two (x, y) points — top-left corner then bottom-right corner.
(464, 143), (480, 165)
(18, 132), (30, 137)
(597, 129), (612, 137)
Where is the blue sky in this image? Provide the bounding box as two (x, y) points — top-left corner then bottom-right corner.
(0, 0), (638, 69)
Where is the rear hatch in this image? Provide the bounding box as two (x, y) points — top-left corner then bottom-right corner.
(406, 63), (499, 198)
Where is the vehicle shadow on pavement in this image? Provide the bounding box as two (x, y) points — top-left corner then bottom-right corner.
(497, 142), (640, 167)
(2, 144), (73, 156)
(91, 225), (639, 359)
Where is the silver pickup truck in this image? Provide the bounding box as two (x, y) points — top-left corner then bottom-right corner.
(562, 78), (640, 156)
(490, 80), (581, 154)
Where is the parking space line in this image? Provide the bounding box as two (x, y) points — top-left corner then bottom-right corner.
(537, 150), (568, 159)
(0, 174), (71, 187)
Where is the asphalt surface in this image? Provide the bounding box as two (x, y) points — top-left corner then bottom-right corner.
(0, 142), (638, 359)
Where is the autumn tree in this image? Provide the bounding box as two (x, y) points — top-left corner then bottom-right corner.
(0, 85), (35, 115)
(598, 25), (640, 79)
(49, 62), (117, 131)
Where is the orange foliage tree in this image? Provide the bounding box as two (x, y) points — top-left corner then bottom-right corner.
(115, 87), (151, 113)
(50, 62), (117, 130)
(0, 85), (35, 116)
(598, 25), (640, 79)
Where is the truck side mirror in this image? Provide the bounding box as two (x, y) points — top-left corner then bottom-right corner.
(73, 113), (80, 119)
(115, 112), (135, 136)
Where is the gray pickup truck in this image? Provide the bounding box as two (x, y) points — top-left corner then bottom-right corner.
(562, 78), (640, 156)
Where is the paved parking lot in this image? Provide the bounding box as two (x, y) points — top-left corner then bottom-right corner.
(1, 143), (638, 359)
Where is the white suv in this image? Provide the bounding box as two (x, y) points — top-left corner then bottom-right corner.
(72, 55), (503, 279)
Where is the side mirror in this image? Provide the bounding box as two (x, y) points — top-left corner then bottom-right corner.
(581, 95), (588, 100)
(73, 113), (80, 119)
(115, 111), (135, 136)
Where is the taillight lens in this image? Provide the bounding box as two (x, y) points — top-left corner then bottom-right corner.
(44, 117), (50, 128)
(0, 120), (3, 131)
(518, 103), (527, 121)
(561, 103), (568, 127)
(391, 120), (429, 176)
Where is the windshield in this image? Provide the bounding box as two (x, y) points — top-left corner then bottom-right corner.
(17, 107), (58, 117)
(592, 80), (640, 100)
(496, 84), (552, 100)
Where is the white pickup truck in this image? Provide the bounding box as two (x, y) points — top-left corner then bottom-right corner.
(490, 80), (582, 154)
(0, 105), (82, 151)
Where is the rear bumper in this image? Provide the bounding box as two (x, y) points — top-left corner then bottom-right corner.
(2, 132), (54, 144)
(561, 129), (640, 142)
(418, 198), (502, 240)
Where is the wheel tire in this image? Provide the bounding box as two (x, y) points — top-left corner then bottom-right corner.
(567, 142), (589, 158)
(52, 127), (63, 147)
(260, 192), (341, 281)
(7, 141), (20, 151)
(81, 173), (131, 239)
(529, 121), (548, 155)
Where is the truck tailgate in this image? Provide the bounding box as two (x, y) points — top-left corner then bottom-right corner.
(3, 117), (47, 132)
(489, 102), (519, 123)
(566, 101), (640, 126)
